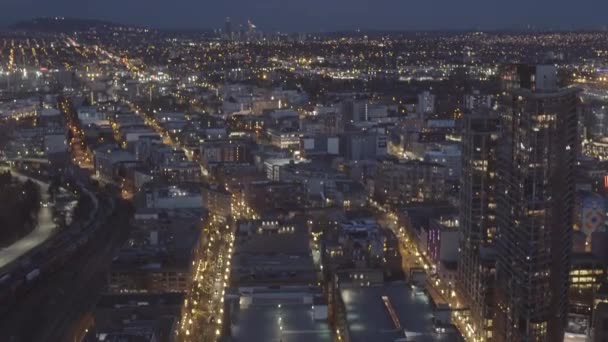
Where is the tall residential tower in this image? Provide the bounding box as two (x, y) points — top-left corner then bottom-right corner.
(457, 108), (500, 341)
(494, 65), (580, 341)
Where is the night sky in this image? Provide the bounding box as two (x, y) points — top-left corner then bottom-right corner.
(2, 0), (608, 32)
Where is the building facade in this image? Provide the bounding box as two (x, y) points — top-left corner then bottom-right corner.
(457, 110), (500, 341)
(494, 81), (579, 341)
(374, 159), (447, 205)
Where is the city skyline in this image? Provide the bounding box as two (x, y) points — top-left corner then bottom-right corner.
(2, 0), (608, 32)
(2, 8), (608, 342)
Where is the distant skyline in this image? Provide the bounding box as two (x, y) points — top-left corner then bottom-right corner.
(2, 0), (608, 32)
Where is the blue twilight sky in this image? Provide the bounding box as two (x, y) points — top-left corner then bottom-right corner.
(1, 0), (607, 32)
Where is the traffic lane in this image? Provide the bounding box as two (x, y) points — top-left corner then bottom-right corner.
(0, 171), (58, 269)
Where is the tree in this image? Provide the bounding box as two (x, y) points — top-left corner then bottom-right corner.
(48, 176), (61, 201)
(0, 174), (41, 246)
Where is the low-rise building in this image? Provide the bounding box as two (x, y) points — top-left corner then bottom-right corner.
(142, 184), (202, 210)
(231, 231), (316, 287)
(201, 183), (232, 218)
(267, 128), (300, 149)
(108, 209), (203, 294)
(423, 144), (461, 182)
(93, 145), (136, 182)
(199, 138), (253, 171)
(339, 129), (387, 161)
(569, 253), (607, 315)
(374, 159), (447, 205)
(84, 292), (183, 342)
(222, 287), (329, 342)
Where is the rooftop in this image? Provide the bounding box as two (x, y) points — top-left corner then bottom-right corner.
(230, 303), (331, 342)
(226, 287), (330, 342)
(231, 232), (316, 286)
(87, 293), (183, 342)
(340, 283), (458, 342)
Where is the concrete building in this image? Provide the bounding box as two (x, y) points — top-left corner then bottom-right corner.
(569, 253), (606, 316)
(426, 217), (459, 266)
(43, 131), (68, 155)
(583, 139), (608, 161)
(465, 90), (495, 112)
(300, 135), (340, 158)
(199, 138), (253, 170)
(340, 129), (387, 161)
(335, 283), (460, 342)
(159, 161), (202, 184)
(267, 128), (300, 149)
(93, 146), (136, 182)
(417, 91), (435, 119)
(77, 106), (108, 125)
(143, 185), (202, 210)
(84, 292), (183, 342)
(374, 159), (447, 205)
(230, 231), (316, 287)
(201, 183), (232, 218)
(223, 287), (329, 342)
(424, 144), (461, 181)
(108, 210), (203, 294)
(241, 180), (305, 215)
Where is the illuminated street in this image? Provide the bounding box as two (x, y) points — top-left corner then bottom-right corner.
(0, 173), (54, 268)
(179, 216), (234, 342)
(0, 8), (605, 342)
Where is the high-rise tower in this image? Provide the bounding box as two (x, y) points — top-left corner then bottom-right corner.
(457, 108), (500, 341)
(494, 65), (580, 341)
(224, 17), (232, 40)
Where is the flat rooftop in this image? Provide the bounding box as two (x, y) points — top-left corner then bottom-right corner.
(340, 283), (458, 342)
(229, 299), (330, 342)
(96, 292), (184, 309)
(234, 232), (311, 255)
(231, 233), (316, 286)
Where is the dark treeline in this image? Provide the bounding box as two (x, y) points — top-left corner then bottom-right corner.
(0, 171), (41, 246)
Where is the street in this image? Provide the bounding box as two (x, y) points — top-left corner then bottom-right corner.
(178, 215), (235, 342)
(373, 204), (473, 341)
(0, 170), (59, 269)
